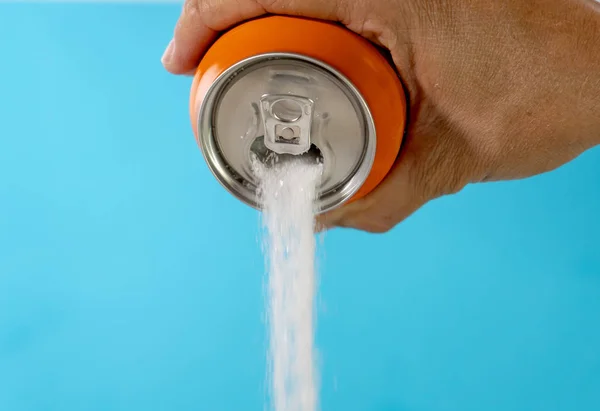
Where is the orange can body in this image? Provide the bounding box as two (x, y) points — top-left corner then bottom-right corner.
(190, 16), (407, 210)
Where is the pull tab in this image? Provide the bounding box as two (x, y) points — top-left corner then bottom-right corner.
(260, 94), (313, 155)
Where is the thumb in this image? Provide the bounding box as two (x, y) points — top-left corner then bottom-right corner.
(316, 148), (427, 233)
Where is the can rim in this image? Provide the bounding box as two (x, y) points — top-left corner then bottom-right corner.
(197, 52), (376, 214)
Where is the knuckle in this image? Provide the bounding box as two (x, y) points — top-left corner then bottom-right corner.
(255, 0), (281, 11)
(372, 213), (398, 233)
(183, 0), (201, 16)
(409, 132), (472, 200)
(185, 0), (224, 19)
(363, 221), (395, 234)
(349, 217), (396, 234)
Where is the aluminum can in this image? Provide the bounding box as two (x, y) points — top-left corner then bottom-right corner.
(190, 16), (407, 213)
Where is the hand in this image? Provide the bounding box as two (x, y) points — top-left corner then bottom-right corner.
(162, 0), (600, 233)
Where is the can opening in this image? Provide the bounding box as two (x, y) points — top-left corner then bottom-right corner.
(249, 135), (323, 168)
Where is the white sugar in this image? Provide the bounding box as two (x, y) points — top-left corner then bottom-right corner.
(254, 157), (323, 411)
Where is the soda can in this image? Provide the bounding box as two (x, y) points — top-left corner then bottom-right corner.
(190, 16), (407, 213)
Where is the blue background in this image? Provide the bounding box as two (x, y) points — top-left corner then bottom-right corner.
(1, 4), (599, 411)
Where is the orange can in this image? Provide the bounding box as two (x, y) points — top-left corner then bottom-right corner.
(190, 16), (407, 213)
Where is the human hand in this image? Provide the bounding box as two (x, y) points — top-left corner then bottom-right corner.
(162, 0), (600, 233)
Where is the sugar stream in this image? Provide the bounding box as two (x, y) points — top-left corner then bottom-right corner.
(254, 157), (323, 411)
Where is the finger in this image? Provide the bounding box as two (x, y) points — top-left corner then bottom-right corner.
(162, 0), (346, 75)
(317, 148), (426, 233)
(317, 119), (479, 233)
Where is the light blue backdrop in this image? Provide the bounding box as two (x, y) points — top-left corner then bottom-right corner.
(1, 4), (599, 411)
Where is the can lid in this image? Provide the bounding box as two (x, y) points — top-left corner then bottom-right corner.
(198, 53), (376, 213)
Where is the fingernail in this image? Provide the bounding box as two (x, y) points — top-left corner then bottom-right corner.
(161, 39), (175, 66)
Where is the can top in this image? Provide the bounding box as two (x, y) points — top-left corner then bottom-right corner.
(198, 52), (375, 212)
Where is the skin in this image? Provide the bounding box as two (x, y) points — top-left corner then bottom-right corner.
(162, 0), (600, 233)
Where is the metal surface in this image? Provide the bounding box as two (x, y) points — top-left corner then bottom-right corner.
(197, 53), (376, 213)
(260, 94), (314, 155)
